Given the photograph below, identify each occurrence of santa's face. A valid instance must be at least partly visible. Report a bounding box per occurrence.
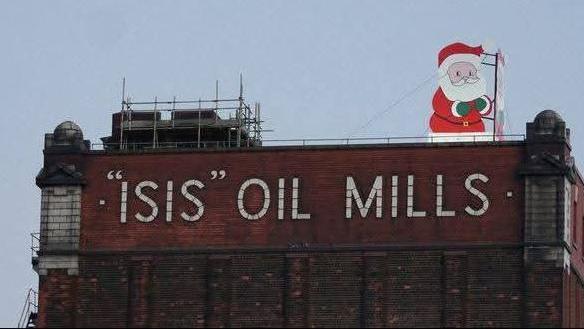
[439,60,486,102]
[447,62,479,85]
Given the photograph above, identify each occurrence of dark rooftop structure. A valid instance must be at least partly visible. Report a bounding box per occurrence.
[100,84,263,151]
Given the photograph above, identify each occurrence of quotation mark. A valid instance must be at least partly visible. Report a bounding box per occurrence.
[210,170,226,180]
[107,170,123,180]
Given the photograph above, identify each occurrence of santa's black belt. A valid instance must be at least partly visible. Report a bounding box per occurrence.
[433,113,483,126]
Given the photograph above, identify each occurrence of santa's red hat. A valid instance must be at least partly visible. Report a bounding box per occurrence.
[438,42,483,69]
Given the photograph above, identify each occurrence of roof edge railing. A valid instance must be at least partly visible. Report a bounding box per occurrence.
[91,134,526,151]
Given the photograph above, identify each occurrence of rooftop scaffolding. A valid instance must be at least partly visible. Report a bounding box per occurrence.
[101,79,263,151]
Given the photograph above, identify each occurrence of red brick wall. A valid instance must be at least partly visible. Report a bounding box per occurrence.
[563,270,584,328]
[565,170,584,327]
[568,172,584,272]
[525,263,563,327]
[37,270,77,328]
[41,143,563,328]
[80,144,525,251]
[38,248,525,328]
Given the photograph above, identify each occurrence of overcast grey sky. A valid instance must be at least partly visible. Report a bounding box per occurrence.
[2,0,584,325]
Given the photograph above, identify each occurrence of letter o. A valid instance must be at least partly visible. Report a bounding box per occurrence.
[237,178,270,220]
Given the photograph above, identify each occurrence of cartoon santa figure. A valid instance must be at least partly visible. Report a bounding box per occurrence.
[429,43,492,135]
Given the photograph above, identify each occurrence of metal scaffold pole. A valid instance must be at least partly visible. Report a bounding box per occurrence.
[120,78,126,150]
[197,98,201,148]
[153,96,158,149]
[493,52,499,142]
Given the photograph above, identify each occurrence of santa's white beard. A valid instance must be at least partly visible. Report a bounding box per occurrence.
[439,73,487,102]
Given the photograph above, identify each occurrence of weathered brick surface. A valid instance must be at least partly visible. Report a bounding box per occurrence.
[465,249,523,327]
[526,262,563,327]
[362,253,386,328]
[35,142,584,327]
[284,254,309,328]
[385,251,443,327]
[79,144,525,251]
[149,256,207,327]
[37,270,77,328]
[230,255,285,327]
[206,256,231,328]
[566,271,584,328]
[36,249,531,328]
[76,257,129,327]
[307,253,363,327]
[443,251,467,328]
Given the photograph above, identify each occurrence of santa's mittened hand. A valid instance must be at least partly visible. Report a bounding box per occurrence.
[475,97,488,110]
[456,102,470,116]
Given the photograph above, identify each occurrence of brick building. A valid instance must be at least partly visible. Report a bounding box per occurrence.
[31,103,584,327]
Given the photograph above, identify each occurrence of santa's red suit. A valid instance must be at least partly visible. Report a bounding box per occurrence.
[430,88,492,133]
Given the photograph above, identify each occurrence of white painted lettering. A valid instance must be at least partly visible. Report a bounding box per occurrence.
[278,178,285,220]
[238,178,270,220]
[407,175,426,217]
[181,179,205,221]
[120,181,128,223]
[436,175,456,217]
[166,181,173,222]
[292,177,311,219]
[464,173,489,216]
[345,176,383,219]
[391,176,398,218]
[135,181,159,222]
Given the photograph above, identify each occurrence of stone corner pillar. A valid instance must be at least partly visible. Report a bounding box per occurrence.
[520,110,575,327]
